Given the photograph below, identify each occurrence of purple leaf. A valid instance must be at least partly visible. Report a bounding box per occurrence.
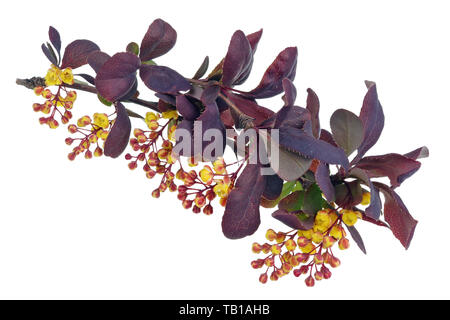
[193,56,209,80]
[335,180,363,209]
[88,51,110,74]
[315,161,335,202]
[222,164,266,239]
[354,82,385,162]
[374,182,418,249]
[76,73,95,85]
[222,30,253,86]
[306,88,321,138]
[140,65,191,94]
[247,29,263,53]
[41,43,58,66]
[273,106,310,130]
[330,109,364,156]
[174,119,195,157]
[95,52,141,102]
[176,95,199,121]
[248,47,298,99]
[272,209,314,230]
[345,225,367,254]
[263,174,283,201]
[355,153,421,188]
[348,167,382,220]
[404,146,429,160]
[48,26,61,55]
[223,91,274,126]
[61,39,100,69]
[281,78,297,106]
[104,102,131,158]
[155,93,176,106]
[319,129,338,147]
[278,126,350,170]
[140,18,177,61]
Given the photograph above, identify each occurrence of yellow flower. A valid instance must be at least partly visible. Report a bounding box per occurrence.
[93,113,109,129]
[300,242,316,254]
[162,110,178,120]
[342,210,359,226]
[213,180,230,198]
[45,67,62,86]
[361,192,371,206]
[213,158,226,174]
[329,226,343,240]
[145,112,159,128]
[314,210,332,232]
[199,166,214,184]
[60,68,74,84]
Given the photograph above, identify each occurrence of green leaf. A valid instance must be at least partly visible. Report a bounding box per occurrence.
[330,108,364,156]
[303,183,323,215]
[126,42,140,55]
[142,59,156,65]
[97,94,112,106]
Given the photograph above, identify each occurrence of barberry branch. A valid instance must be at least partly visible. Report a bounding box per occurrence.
[16,76,160,113]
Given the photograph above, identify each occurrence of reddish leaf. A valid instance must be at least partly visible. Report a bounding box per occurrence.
[192,56,209,80]
[319,129,338,147]
[281,78,297,106]
[61,39,100,69]
[278,126,350,170]
[248,47,298,99]
[356,153,421,188]
[263,174,284,201]
[354,82,385,162]
[95,52,141,102]
[41,43,58,66]
[374,182,418,249]
[272,209,314,230]
[224,91,274,126]
[104,102,131,158]
[315,161,335,202]
[140,65,191,94]
[176,95,199,121]
[222,30,253,86]
[87,51,111,74]
[278,191,304,212]
[306,88,320,138]
[140,19,177,61]
[222,164,266,239]
[273,106,310,130]
[404,146,429,160]
[335,181,363,209]
[48,26,61,55]
[247,29,263,53]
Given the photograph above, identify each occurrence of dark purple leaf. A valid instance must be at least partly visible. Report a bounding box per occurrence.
[404,146,429,160]
[282,78,297,106]
[48,26,61,55]
[247,29,263,53]
[224,92,274,126]
[319,129,338,147]
[353,82,385,162]
[278,126,350,170]
[222,164,266,239]
[374,182,418,249]
[315,161,335,202]
[193,56,209,80]
[272,209,314,230]
[140,18,177,61]
[248,47,298,99]
[41,43,58,66]
[356,153,421,188]
[306,88,320,138]
[87,51,111,74]
[345,225,367,254]
[330,109,364,156]
[155,93,176,106]
[273,106,310,130]
[175,95,199,121]
[95,52,141,102]
[174,119,195,157]
[104,102,131,158]
[262,174,284,201]
[61,39,100,69]
[222,30,253,86]
[348,167,382,220]
[76,73,95,85]
[140,65,191,94]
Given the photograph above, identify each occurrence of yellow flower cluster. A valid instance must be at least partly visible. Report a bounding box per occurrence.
[45,65,74,86]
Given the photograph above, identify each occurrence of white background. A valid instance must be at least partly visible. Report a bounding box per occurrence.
[1,0,449,299]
